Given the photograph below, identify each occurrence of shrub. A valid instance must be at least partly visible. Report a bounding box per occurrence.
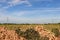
[15,28,24,36]
[24,29,40,40]
[52,28,60,37]
[15,28,49,40]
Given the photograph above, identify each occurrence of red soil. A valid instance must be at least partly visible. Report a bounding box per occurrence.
[0,27,26,40]
[0,26,60,40]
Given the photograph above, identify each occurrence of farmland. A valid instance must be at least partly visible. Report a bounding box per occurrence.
[0,23,60,31]
[0,23,60,40]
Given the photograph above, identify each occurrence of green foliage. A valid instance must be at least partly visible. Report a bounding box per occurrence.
[15,28,50,40]
[52,28,60,37]
[24,29,40,40]
[15,28,40,40]
[15,28,24,36]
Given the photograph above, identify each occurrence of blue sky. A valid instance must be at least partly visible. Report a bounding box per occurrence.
[0,0,60,24]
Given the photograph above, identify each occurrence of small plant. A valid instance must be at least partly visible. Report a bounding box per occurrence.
[52,28,60,37]
[24,28,40,40]
[15,28,24,36]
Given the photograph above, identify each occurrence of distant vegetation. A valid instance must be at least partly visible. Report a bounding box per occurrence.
[0,23,60,25]
[0,23,60,30]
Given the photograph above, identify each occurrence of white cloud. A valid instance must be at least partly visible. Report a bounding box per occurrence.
[0,7,60,23]
[0,0,60,23]
[0,0,32,9]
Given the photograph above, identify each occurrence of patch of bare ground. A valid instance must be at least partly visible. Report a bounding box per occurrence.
[34,26,60,40]
[0,26,60,40]
[0,27,26,40]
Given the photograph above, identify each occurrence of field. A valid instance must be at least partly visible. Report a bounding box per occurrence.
[0,24,60,40]
[0,24,60,31]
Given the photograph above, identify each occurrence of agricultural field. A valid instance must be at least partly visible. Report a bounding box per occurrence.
[0,24,60,31]
[0,24,60,40]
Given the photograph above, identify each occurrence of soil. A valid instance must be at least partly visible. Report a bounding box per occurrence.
[0,26,60,40]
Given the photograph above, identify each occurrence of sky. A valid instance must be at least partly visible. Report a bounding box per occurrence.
[0,0,60,24]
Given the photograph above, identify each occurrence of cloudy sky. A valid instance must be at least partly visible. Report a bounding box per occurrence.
[0,0,60,24]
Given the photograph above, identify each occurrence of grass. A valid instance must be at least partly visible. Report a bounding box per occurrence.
[0,24,60,31]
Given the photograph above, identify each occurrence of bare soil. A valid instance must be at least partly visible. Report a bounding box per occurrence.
[0,26,60,40]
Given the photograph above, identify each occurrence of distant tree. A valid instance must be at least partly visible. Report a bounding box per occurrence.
[52,28,60,37]
[58,23,60,24]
